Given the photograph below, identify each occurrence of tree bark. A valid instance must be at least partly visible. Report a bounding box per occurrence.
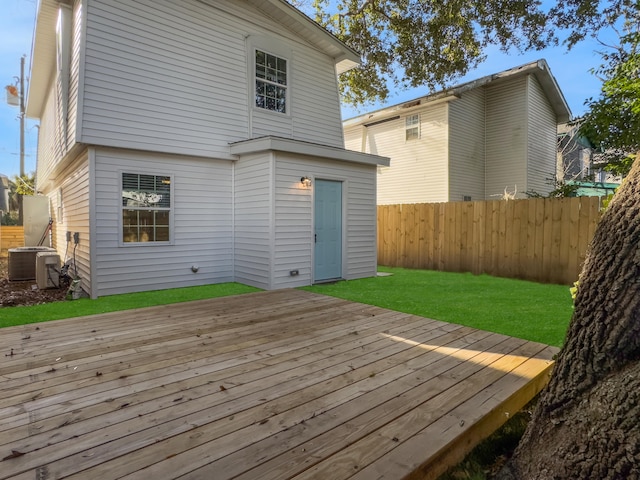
[496,158,640,480]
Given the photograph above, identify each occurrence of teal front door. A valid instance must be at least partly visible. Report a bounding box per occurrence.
[314,179,342,282]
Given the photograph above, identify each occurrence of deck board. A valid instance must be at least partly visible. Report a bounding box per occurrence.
[0,289,558,480]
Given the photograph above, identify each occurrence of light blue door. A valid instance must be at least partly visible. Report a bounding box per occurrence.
[314,179,342,282]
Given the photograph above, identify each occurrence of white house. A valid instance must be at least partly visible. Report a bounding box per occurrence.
[26,0,388,298]
[343,60,571,204]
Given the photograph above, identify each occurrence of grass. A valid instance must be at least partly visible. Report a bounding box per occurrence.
[1,267,573,347]
[302,266,573,347]
[0,283,260,329]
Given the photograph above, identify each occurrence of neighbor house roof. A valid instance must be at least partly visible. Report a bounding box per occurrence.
[26,0,360,117]
[344,59,571,127]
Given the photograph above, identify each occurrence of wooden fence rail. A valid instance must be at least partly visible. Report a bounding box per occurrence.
[0,226,24,258]
[377,197,602,285]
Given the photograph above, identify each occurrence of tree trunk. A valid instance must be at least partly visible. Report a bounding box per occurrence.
[496,158,640,480]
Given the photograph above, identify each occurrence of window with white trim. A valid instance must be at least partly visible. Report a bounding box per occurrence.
[121,173,171,243]
[405,114,420,140]
[255,49,287,113]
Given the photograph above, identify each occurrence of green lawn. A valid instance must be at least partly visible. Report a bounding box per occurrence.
[0,283,260,329]
[302,267,573,347]
[1,268,573,347]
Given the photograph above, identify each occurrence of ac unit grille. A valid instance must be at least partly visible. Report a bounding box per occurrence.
[8,247,56,281]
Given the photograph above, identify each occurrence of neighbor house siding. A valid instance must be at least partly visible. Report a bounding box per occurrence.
[79,0,346,158]
[485,76,528,198]
[369,103,450,205]
[526,75,557,195]
[93,148,234,297]
[448,89,486,201]
[234,153,273,289]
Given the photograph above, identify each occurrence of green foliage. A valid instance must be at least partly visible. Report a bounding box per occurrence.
[580,10,640,176]
[11,172,35,196]
[291,0,630,105]
[526,178,581,198]
[303,267,573,347]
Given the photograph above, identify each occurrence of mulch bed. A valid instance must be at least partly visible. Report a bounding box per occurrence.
[0,258,68,307]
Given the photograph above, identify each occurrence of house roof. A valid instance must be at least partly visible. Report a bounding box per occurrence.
[229,136,390,167]
[26,0,360,118]
[344,59,571,127]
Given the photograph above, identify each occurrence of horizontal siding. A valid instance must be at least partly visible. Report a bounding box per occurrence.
[67,0,82,148]
[364,104,450,205]
[275,154,378,286]
[234,154,273,289]
[36,85,63,187]
[448,89,486,201]
[82,0,249,157]
[485,76,528,199]
[81,0,346,157]
[93,148,234,297]
[290,51,344,148]
[527,75,557,195]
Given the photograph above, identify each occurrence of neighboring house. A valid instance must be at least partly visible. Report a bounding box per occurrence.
[557,122,622,185]
[344,60,571,204]
[557,122,594,181]
[0,174,9,214]
[27,0,388,298]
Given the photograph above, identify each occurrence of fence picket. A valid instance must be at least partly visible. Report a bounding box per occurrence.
[377,197,602,285]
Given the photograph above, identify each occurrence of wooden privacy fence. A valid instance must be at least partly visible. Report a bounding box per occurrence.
[377,197,602,285]
[0,226,24,258]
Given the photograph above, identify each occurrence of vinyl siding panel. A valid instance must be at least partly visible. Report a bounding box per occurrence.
[485,77,528,198]
[66,0,82,148]
[234,154,273,289]
[361,104,449,205]
[526,75,557,195]
[80,0,346,157]
[275,154,377,286]
[93,148,233,297]
[448,89,486,201]
[36,85,61,187]
[81,0,248,158]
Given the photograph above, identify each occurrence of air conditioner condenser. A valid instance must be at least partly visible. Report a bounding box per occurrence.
[36,252,60,289]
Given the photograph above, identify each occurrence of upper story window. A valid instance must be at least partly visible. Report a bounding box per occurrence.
[255,50,287,114]
[122,173,171,244]
[405,114,420,141]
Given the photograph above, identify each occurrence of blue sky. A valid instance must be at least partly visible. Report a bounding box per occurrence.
[0,0,611,179]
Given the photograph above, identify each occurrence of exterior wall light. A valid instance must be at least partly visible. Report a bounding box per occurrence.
[301,176,312,187]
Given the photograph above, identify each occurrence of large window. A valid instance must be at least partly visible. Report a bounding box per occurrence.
[405,114,420,141]
[255,49,287,114]
[122,173,171,243]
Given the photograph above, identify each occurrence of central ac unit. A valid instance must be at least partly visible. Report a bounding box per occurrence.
[36,252,60,289]
[8,247,56,281]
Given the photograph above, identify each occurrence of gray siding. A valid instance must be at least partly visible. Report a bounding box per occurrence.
[234,154,273,289]
[448,89,486,201]
[93,148,234,297]
[275,154,378,286]
[485,76,528,198]
[66,0,83,148]
[526,75,557,195]
[80,0,345,157]
[46,150,91,294]
[36,86,61,186]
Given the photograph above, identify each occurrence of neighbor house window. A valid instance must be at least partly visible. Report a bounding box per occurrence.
[122,173,171,243]
[405,114,420,140]
[255,49,287,113]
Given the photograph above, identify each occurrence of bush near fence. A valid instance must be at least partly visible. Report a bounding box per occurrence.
[377,197,602,285]
[0,226,25,258]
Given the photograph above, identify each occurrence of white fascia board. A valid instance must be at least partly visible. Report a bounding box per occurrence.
[229,136,389,167]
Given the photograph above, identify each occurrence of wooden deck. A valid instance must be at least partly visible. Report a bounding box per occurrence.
[0,289,558,480]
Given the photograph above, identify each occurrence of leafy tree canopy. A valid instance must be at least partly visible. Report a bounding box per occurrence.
[580,10,640,176]
[290,0,631,105]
